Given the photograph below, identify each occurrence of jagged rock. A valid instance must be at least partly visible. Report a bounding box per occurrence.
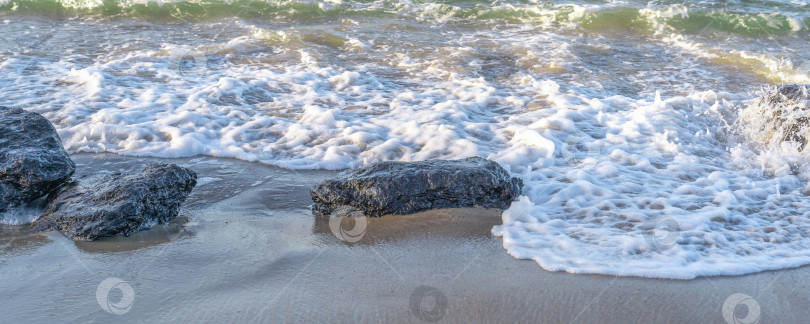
[33,164,197,241]
[0,107,75,212]
[310,157,523,217]
[757,84,810,149]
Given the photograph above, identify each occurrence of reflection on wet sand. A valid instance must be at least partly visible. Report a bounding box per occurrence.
[2,217,194,254]
[0,152,334,253]
[312,208,503,245]
[4,153,810,323]
[0,225,49,254]
[72,217,194,253]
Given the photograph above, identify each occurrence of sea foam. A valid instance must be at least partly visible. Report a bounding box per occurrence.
[3,5,810,278]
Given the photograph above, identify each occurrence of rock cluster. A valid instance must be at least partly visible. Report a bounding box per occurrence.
[0,107,197,240]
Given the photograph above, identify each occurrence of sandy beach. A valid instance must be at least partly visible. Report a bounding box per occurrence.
[0,153,805,323]
[6,0,810,322]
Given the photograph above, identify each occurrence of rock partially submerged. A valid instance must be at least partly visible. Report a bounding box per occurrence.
[33,164,197,241]
[752,84,810,150]
[0,107,75,212]
[310,157,523,217]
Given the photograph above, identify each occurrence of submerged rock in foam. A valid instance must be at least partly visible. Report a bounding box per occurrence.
[4,0,810,278]
[747,84,810,150]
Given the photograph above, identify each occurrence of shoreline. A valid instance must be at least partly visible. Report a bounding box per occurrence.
[1,153,808,323]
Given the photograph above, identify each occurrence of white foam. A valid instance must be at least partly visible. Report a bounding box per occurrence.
[0,206,43,225]
[3,12,810,279]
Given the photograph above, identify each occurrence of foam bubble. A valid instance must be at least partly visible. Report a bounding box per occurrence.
[3,5,810,278]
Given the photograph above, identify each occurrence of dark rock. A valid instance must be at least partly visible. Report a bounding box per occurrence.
[0,107,75,212]
[758,84,810,150]
[32,163,197,241]
[762,84,809,106]
[310,157,523,217]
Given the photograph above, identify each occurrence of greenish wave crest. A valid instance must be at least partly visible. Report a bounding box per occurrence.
[0,0,807,37]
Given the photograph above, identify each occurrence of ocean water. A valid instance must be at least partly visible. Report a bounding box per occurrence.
[2,0,810,279]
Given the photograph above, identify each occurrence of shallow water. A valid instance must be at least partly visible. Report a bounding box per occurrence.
[3,0,810,280]
[2,154,810,323]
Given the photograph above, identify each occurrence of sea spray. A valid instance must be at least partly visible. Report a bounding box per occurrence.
[3,0,810,278]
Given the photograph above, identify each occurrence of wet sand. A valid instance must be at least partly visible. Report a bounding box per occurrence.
[1,153,809,323]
